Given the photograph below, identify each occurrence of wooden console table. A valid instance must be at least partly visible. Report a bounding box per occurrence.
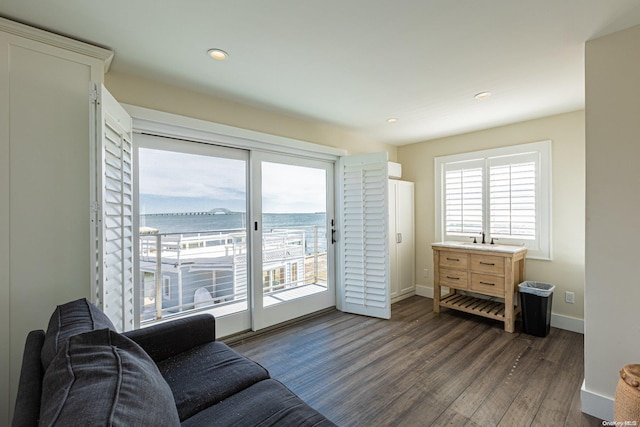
[432,242,527,333]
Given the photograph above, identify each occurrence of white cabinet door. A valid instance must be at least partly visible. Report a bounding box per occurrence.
[388,181,399,299]
[396,180,415,296]
[389,180,415,302]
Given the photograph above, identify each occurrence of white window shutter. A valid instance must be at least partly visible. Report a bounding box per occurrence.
[336,152,390,319]
[90,83,134,332]
[488,154,537,240]
[444,162,484,236]
[435,141,551,259]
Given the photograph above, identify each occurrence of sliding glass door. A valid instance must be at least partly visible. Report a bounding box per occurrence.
[251,152,335,330]
[136,134,251,336]
[135,137,336,335]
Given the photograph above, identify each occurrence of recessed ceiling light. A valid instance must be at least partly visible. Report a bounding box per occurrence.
[474,91,492,100]
[387,118,398,124]
[207,49,229,61]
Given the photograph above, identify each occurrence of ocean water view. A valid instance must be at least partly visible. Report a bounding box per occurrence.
[140,212,328,253]
[140,212,327,234]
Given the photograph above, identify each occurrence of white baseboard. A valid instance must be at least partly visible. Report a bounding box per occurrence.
[415,284,433,298]
[414,285,585,334]
[581,380,614,421]
[391,291,417,304]
[550,313,584,334]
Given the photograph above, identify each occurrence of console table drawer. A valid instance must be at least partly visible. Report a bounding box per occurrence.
[470,273,505,297]
[470,254,504,275]
[440,268,468,290]
[439,251,469,269]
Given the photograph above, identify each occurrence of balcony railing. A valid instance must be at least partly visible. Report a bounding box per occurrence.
[139,226,327,324]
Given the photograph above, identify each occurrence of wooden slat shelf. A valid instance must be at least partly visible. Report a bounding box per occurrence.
[439,293,522,322]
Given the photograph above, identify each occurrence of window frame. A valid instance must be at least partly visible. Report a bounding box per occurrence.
[127,104,343,332]
[435,141,552,260]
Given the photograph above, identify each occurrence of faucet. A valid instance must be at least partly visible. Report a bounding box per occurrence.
[481,231,485,244]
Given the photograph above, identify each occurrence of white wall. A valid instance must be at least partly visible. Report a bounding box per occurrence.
[398,111,586,329]
[583,24,640,421]
[0,28,10,427]
[104,71,398,160]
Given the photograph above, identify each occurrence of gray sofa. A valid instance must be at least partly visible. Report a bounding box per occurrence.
[12,298,335,426]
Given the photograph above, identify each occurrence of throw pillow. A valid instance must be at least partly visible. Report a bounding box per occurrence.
[40,298,116,370]
[39,328,180,427]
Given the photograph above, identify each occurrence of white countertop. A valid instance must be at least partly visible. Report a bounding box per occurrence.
[432,241,528,254]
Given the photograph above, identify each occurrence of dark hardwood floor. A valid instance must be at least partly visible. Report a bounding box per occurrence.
[227,296,602,427]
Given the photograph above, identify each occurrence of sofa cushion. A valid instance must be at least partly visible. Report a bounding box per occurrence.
[41,298,116,370]
[39,329,180,427]
[181,379,336,427]
[157,341,270,421]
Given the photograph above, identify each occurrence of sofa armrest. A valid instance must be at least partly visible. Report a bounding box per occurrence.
[123,314,216,363]
[12,330,45,427]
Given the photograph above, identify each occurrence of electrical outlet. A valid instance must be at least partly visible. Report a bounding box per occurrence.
[565,291,575,304]
[423,269,429,278]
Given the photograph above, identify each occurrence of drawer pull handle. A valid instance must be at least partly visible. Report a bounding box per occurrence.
[479,262,495,266]
[446,276,460,280]
[479,281,495,286]
[446,257,460,261]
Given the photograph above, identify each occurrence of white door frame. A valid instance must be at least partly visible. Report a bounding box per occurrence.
[250,150,336,331]
[133,133,252,337]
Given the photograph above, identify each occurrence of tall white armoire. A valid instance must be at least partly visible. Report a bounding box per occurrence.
[388,174,415,303]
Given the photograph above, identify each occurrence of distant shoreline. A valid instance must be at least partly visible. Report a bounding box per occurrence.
[142,210,240,216]
[141,211,324,216]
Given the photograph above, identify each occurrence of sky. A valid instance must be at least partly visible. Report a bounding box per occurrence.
[138,148,327,214]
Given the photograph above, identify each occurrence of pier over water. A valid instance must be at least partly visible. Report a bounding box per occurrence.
[146,208,236,216]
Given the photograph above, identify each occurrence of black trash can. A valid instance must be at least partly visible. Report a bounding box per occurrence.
[518,281,555,337]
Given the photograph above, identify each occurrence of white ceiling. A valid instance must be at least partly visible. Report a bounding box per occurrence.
[2,1,640,146]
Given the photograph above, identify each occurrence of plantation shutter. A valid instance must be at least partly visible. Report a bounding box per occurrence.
[337,152,390,319]
[435,141,550,258]
[443,160,484,237]
[488,153,538,240]
[90,83,135,332]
